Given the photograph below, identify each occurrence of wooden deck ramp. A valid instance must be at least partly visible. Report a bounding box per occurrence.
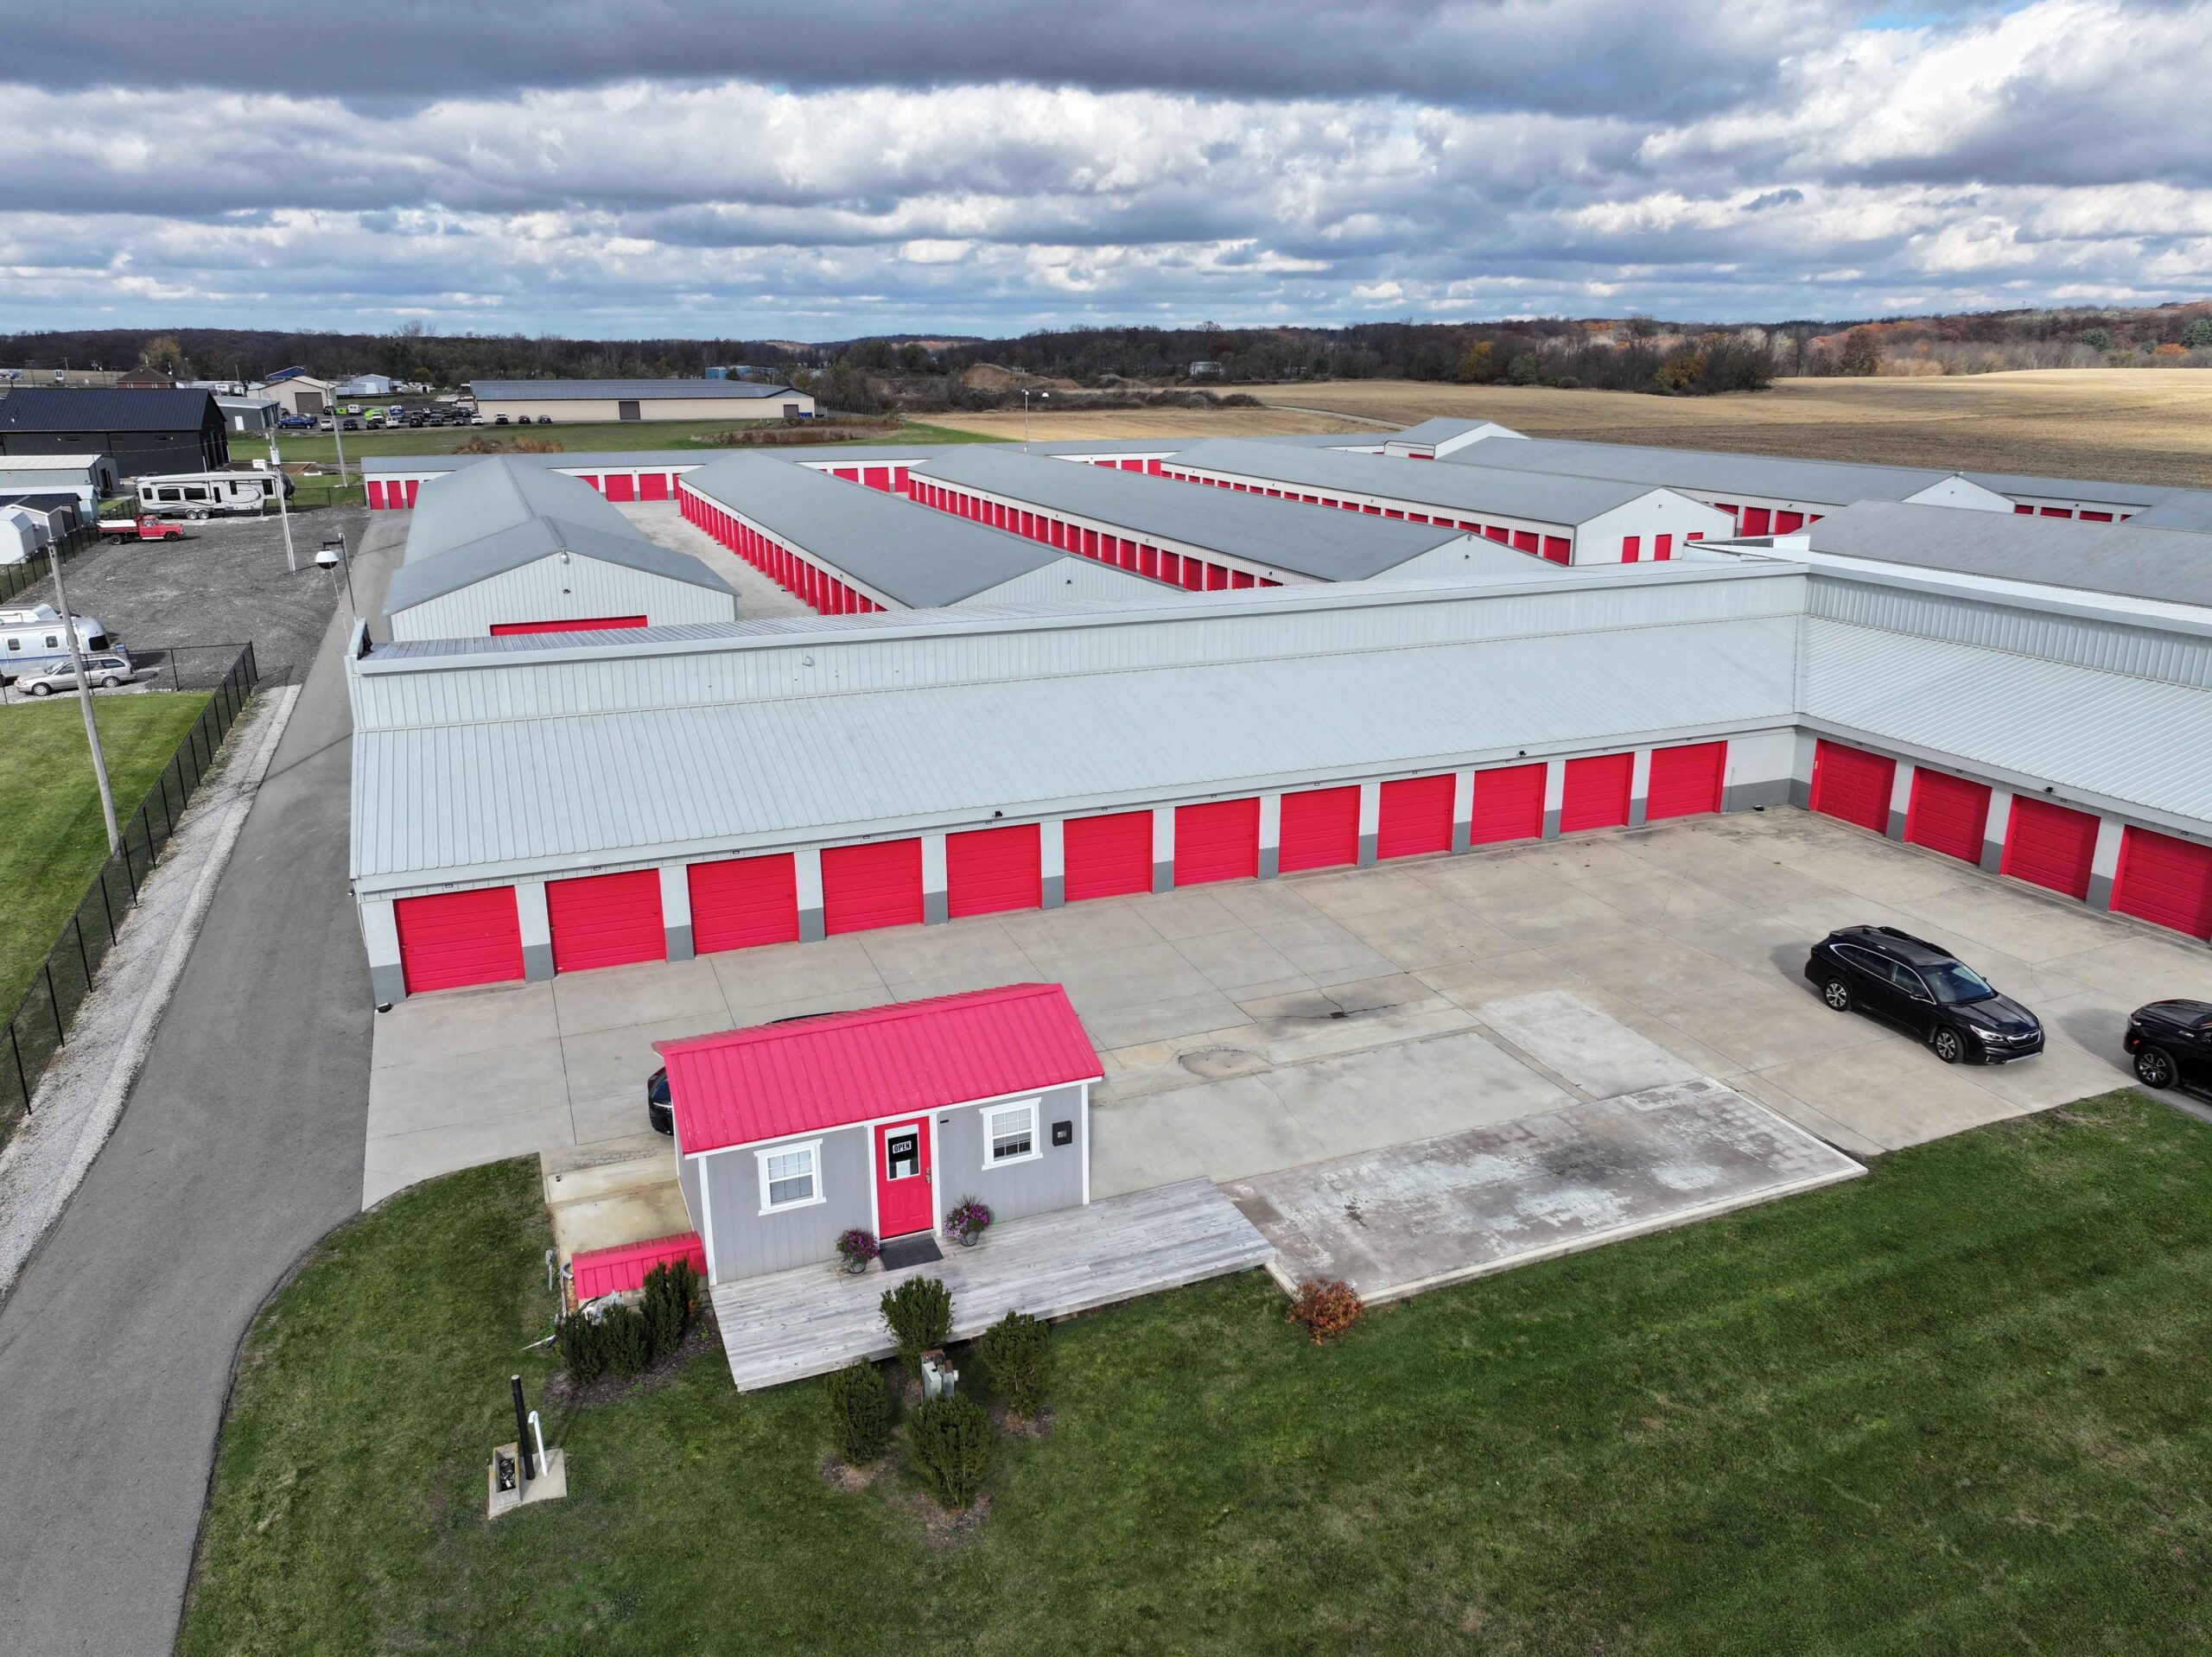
[710,1178,1274,1391]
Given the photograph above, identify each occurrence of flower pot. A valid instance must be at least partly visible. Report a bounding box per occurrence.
[841,1258,870,1275]
[953,1233,979,1248]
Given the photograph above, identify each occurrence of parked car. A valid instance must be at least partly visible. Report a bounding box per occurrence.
[1804,925,2044,1063]
[365,413,385,429]
[97,512,184,542]
[646,1067,672,1135]
[316,415,334,431]
[341,417,363,430]
[2124,1000,2212,1091]
[493,414,511,425]
[15,651,135,695]
[535,415,553,424]
[278,413,315,430]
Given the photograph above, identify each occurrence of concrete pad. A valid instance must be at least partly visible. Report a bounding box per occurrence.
[1249,914,1394,977]
[365,1036,569,1145]
[1131,888,1246,942]
[548,1168,691,1266]
[1335,901,1523,971]
[1208,881,1327,928]
[1891,877,2136,966]
[720,981,897,1030]
[1748,1040,2026,1152]
[1727,1070,1888,1159]
[370,980,557,1070]
[1477,990,1702,1100]
[1766,834,1964,904]
[858,918,1038,987]
[1046,940,1218,1013]
[1228,1077,1863,1303]
[1077,988,1253,1051]
[1242,995,1478,1068]
[998,901,1162,957]
[559,1013,722,1119]
[1467,881,1641,951]
[2032,932,2212,1008]
[1555,867,1700,924]
[541,1132,676,1204]
[551,955,728,1039]
[1417,950,1604,1010]
[1637,981,1879,1073]
[1286,865,1446,919]
[708,935,887,1006]
[1171,928,1308,994]
[1510,837,1656,886]
[363,1101,575,1208]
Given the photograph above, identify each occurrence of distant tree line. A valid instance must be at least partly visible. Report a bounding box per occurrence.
[1780,302,2212,377]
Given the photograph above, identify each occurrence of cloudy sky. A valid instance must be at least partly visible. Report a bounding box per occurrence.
[4,0,2209,339]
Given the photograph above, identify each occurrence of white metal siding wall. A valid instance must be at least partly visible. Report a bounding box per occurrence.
[963,558,1165,607]
[1580,497,1735,563]
[352,570,1811,733]
[478,393,815,422]
[1903,478,2013,512]
[387,556,739,640]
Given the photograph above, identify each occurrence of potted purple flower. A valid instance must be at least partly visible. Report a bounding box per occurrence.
[945,1197,993,1248]
[836,1228,880,1274]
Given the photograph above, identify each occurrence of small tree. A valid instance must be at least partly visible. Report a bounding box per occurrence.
[554,1312,609,1384]
[908,1397,994,1508]
[600,1304,654,1375]
[1836,327,1885,377]
[1504,352,1543,386]
[2183,317,2212,351]
[640,1258,698,1356]
[824,1362,894,1464]
[2079,327,2115,353]
[977,1311,1051,1417]
[879,1276,953,1375]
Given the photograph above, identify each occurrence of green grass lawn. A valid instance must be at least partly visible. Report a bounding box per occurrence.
[179,1090,2212,1657]
[266,416,1006,466]
[0,693,213,1015]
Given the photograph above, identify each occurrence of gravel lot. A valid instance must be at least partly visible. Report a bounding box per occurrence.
[7,505,368,690]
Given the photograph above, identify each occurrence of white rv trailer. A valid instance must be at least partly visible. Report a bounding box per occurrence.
[136,469,296,519]
[0,603,116,680]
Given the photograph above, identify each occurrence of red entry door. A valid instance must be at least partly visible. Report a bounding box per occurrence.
[875,1120,933,1238]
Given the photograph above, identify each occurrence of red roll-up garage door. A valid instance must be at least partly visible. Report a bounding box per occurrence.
[1469,763,1545,845]
[1174,798,1261,886]
[1560,753,1633,833]
[1063,811,1153,902]
[688,854,799,954]
[490,616,648,636]
[546,869,665,973]
[2112,827,2212,938]
[1277,785,1359,873]
[1376,774,1454,860]
[603,473,636,503]
[1809,740,1895,834]
[821,840,925,935]
[395,887,524,994]
[946,824,1042,918]
[1644,741,1726,822]
[2000,797,2099,900]
[1904,770,1992,863]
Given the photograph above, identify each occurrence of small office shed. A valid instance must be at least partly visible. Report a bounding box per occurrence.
[1160,438,1730,565]
[914,445,1535,589]
[681,451,1166,613]
[658,983,1103,1283]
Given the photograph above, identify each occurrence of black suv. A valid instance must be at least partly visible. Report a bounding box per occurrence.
[1805,925,2044,1063]
[646,1067,673,1135]
[2124,1000,2212,1091]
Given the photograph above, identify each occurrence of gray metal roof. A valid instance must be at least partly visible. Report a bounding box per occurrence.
[352,613,1797,884]
[364,449,706,475]
[403,455,639,564]
[1802,618,2212,824]
[0,387,218,434]
[683,451,1118,606]
[921,448,1492,580]
[2121,493,2212,533]
[1801,500,2212,609]
[1441,435,1980,507]
[383,513,735,615]
[469,379,797,401]
[1164,438,1660,525]
[1961,469,2179,508]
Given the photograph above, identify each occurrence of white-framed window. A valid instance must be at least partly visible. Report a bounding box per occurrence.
[756,1139,824,1214]
[981,1101,1041,1169]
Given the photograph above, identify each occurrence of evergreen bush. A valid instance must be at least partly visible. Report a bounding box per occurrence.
[879,1276,953,1375]
[977,1310,1050,1417]
[908,1396,993,1508]
[824,1362,894,1464]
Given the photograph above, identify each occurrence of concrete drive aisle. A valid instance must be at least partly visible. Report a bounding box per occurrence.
[0,513,404,1657]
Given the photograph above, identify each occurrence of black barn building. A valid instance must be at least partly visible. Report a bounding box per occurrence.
[0,388,229,478]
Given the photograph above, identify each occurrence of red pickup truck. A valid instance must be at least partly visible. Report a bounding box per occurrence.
[98,513,185,542]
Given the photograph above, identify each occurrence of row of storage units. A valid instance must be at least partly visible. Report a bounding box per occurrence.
[679,484,886,615]
[385,740,1732,994]
[1171,464,1579,564]
[1709,504,1820,536]
[2010,503,2124,521]
[1806,738,2212,941]
[911,474,1281,593]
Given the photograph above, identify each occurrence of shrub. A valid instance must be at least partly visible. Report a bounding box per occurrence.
[601,1304,654,1375]
[640,1258,697,1355]
[977,1310,1051,1417]
[908,1396,993,1508]
[1287,1277,1365,1344]
[824,1362,894,1464]
[880,1276,953,1375]
[554,1311,608,1384]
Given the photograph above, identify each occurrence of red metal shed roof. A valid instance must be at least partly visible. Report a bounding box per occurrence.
[655,983,1101,1154]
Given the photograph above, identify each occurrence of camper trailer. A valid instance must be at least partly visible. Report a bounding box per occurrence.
[0,604,116,680]
[137,469,295,519]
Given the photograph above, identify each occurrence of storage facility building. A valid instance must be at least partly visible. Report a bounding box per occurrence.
[912,445,1537,589]
[0,387,228,477]
[678,452,1164,614]
[1158,438,1732,564]
[0,454,118,512]
[1382,418,1526,460]
[385,457,738,640]
[469,379,816,425]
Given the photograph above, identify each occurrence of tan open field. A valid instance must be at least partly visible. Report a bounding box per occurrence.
[922,405,1372,441]
[1249,371,2212,488]
[924,371,2212,486]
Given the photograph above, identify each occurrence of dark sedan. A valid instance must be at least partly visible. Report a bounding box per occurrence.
[1805,924,2044,1064]
[2124,999,2212,1091]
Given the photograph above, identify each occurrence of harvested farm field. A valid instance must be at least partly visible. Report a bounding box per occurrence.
[1248,369,2212,489]
[921,405,1378,441]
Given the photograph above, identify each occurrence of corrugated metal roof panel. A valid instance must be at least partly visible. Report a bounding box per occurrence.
[1802,619,2212,823]
[1442,435,1974,506]
[470,379,795,400]
[1165,438,1659,525]
[383,514,734,613]
[404,456,641,564]
[658,984,1100,1152]
[922,447,1477,580]
[0,387,217,433]
[1802,500,2212,608]
[351,613,1797,885]
[2125,494,2212,533]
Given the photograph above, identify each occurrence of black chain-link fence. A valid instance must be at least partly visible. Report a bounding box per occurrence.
[0,523,97,607]
[0,643,259,1150]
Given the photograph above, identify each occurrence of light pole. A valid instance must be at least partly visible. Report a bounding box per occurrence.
[329,404,350,494]
[269,430,297,574]
[45,536,119,854]
[316,530,359,619]
[1022,388,1048,449]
